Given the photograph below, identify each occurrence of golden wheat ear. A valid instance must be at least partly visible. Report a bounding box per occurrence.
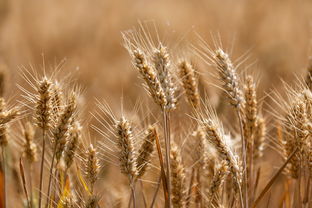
[196,102,243,205]
[136,125,156,178]
[170,142,186,208]
[84,144,100,192]
[22,122,37,163]
[63,121,81,170]
[178,60,200,109]
[152,44,177,111]
[54,91,77,163]
[207,160,228,208]
[131,49,167,110]
[213,49,244,109]
[243,75,258,144]
[35,77,53,131]
[115,116,138,179]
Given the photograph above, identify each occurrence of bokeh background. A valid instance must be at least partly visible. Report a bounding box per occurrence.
[0,0,311,102]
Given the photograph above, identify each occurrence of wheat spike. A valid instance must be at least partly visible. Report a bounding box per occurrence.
[63,121,81,169]
[51,81,64,123]
[195,128,216,200]
[283,98,308,178]
[153,44,177,110]
[207,161,228,208]
[201,112,242,191]
[213,49,244,108]
[116,116,138,179]
[0,100,19,146]
[178,60,200,109]
[137,125,156,178]
[35,77,53,131]
[243,75,258,145]
[132,49,167,109]
[23,122,37,163]
[54,92,77,162]
[253,117,266,160]
[84,144,100,189]
[170,142,186,208]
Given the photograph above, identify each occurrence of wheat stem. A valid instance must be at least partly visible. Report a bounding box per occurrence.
[45,144,57,208]
[150,174,162,208]
[253,147,299,208]
[140,180,148,208]
[29,163,33,208]
[163,110,172,208]
[2,147,6,208]
[131,179,136,208]
[237,110,248,208]
[38,129,46,208]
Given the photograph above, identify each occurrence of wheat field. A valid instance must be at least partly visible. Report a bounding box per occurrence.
[0,0,312,208]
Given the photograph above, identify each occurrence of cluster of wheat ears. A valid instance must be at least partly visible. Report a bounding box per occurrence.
[0,25,311,208]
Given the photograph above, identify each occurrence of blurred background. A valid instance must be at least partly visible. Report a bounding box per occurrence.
[0,0,311,104]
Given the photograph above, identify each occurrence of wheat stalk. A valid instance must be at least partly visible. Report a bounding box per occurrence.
[35,77,53,208]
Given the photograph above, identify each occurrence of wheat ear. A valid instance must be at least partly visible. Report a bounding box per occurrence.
[170,142,186,208]
[46,91,77,207]
[178,60,200,109]
[153,44,176,110]
[115,116,138,208]
[137,125,156,178]
[36,77,53,208]
[132,49,167,109]
[64,121,81,169]
[84,144,100,193]
[207,161,228,208]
